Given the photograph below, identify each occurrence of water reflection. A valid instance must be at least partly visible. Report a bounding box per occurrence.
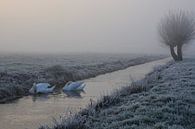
[63,90,85,98]
[32,94,51,102]
[31,90,85,102]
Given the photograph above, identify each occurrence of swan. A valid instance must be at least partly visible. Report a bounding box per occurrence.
[63,81,86,91]
[29,83,55,94]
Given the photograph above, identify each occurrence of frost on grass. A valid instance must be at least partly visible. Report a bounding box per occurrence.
[40,58,195,129]
[0,72,38,102]
[0,55,163,102]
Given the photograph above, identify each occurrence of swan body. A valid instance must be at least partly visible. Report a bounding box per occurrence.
[63,81,86,91]
[29,83,55,94]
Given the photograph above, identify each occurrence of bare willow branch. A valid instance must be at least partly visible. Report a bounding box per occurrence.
[158,10,195,47]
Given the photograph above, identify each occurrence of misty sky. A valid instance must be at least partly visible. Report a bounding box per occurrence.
[0,0,195,54]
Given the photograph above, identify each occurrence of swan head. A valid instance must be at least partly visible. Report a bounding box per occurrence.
[30,83,37,94]
[33,83,36,87]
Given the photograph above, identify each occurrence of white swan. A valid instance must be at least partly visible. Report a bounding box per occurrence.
[29,83,55,94]
[63,81,86,91]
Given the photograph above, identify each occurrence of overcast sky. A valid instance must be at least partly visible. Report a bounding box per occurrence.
[0,0,195,54]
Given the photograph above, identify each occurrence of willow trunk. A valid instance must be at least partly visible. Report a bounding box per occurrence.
[177,45,183,61]
[170,46,178,61]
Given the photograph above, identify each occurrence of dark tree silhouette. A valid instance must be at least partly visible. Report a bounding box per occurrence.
[158,11,195,61]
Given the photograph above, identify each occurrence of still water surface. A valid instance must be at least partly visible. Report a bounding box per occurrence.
[0,58,170,129]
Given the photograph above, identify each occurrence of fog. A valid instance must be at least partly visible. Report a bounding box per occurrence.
[0,0,195,54]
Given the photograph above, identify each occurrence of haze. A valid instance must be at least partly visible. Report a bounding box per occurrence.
[0,0,195,54]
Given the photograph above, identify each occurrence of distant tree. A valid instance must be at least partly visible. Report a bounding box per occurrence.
[158,11,195,61]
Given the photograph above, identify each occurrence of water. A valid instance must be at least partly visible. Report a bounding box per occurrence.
[0,58,170,129]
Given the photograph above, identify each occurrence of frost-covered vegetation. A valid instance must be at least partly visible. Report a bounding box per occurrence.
[0,54,165,103]
[40,58,195,129]
[0,72,37,102]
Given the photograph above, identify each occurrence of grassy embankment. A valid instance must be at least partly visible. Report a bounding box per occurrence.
[40,58,195,129]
